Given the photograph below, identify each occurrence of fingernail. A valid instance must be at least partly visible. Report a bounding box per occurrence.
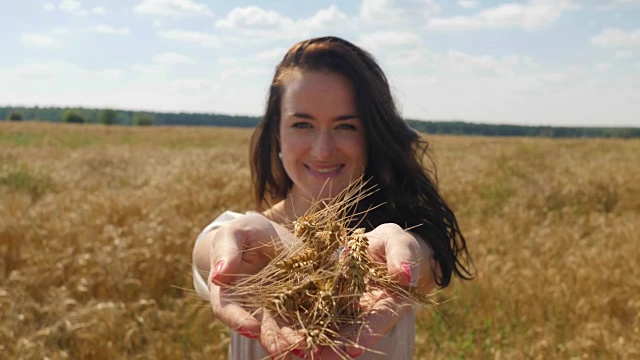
[292,349,306,358]
[348,349,363,358]
[236,327,257,339]
[401,262,412,282]
[210,261,223,283]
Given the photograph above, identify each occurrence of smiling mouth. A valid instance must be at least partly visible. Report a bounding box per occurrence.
[306,165,343,174]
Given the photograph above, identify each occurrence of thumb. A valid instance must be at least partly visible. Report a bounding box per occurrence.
[209,230,245,286]
[383,230,420,288]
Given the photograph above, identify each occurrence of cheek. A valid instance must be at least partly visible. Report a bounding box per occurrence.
[280,134,305,154]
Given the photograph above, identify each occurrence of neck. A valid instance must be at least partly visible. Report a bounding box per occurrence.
[264,191,325,225]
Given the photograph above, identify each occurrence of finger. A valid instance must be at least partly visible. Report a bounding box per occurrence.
[313,339,359,360]
[313,291,407,359]
[209,227,245,285]
[209,285,261,337]
[259,309,305,358]
[344,292,413,357]
[383,229,421,287]
[211,215,282,285]
[313,346,349,360]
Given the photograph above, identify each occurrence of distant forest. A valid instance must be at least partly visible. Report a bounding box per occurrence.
[1,106,638,138]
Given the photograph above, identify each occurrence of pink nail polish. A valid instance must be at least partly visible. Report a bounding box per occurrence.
[292,349,306,358]
[348,349,363,358]
[210,261,223,283]
[401,262,412,282]
[236,327,257,339]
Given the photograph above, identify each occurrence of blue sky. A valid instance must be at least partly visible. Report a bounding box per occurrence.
[2,0,639,126]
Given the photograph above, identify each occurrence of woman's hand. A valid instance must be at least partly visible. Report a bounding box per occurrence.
[367,223,436,292]
[315,223,437,359]
[196,213,290,339]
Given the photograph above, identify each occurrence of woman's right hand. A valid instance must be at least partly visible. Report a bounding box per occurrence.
[205,213,284,338]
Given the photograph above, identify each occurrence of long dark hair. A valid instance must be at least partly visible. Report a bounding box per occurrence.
[250,36,474,287]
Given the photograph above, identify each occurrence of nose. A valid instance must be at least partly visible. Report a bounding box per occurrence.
[310,129,335,160]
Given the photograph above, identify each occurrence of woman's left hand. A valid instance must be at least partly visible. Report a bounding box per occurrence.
[315,223,437,359]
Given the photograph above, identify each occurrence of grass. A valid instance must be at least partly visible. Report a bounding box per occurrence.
[0,164,52,202]
[0,122,638,359]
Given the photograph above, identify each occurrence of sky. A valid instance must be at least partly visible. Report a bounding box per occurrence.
[1,0,639,127]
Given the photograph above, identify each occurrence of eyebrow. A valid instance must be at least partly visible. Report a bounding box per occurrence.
[290,112,360,121]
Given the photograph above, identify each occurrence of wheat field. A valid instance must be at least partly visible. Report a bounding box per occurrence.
[1,122,638,359]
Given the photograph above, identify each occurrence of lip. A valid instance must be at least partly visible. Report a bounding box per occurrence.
[305,164,344,177]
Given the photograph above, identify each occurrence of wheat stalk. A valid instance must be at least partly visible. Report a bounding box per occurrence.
[226,179,434,358]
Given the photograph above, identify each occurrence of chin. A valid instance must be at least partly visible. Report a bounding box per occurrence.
[312,182,349,201]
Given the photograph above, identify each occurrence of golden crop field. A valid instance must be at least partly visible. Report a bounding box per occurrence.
[1,122,638,359]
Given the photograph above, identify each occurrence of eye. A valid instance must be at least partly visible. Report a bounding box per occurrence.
[336,123,357,131]
[292,122,312,129]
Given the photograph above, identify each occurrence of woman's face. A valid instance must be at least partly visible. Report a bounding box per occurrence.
[279,70,367,201]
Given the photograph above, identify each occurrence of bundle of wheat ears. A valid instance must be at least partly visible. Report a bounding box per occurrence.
[226,180,435,359]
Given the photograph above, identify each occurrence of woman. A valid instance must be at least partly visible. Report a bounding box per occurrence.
[193,36,474,359]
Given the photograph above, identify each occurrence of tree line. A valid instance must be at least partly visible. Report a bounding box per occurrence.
[1,106,638,138]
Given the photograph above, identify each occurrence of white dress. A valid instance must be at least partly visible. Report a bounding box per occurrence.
[193,211,416,359]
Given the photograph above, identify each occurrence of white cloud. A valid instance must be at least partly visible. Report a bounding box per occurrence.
[217,57,239,66]
[457,0,479,9]
[133,0,213,17]
[1,62,125,81]
[20,33,58,48]
[152,52,196,65]
[391,55,637,125]
[96,69,125,78]
[397,70,640,126]
[359,31,423,50]
[596,0,640,10]
[614,50,632,59]
[595,63,612,71]
[158,29,221,47]
[43,3,56,11]
[540,72,569,86]
[8,63,59,78]
[358,32,426,67]
[445,50,513,76]
[255,47,288,62]
[215,6,294,30]
[360,0,441,25]
[28,26,130,38]
[591,28,640,47]
[218,66,269,81]
[170,79,211,92]
[52,27,72,36]
[131,63,166,76]
[215,5,350,40]
[59,0,106,16]
[427,0,580,31]
[429,50,541,78]
[304,5,350,29]
[92,25,131,35]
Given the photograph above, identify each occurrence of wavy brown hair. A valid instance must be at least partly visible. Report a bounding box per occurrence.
[250,36,474,287]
